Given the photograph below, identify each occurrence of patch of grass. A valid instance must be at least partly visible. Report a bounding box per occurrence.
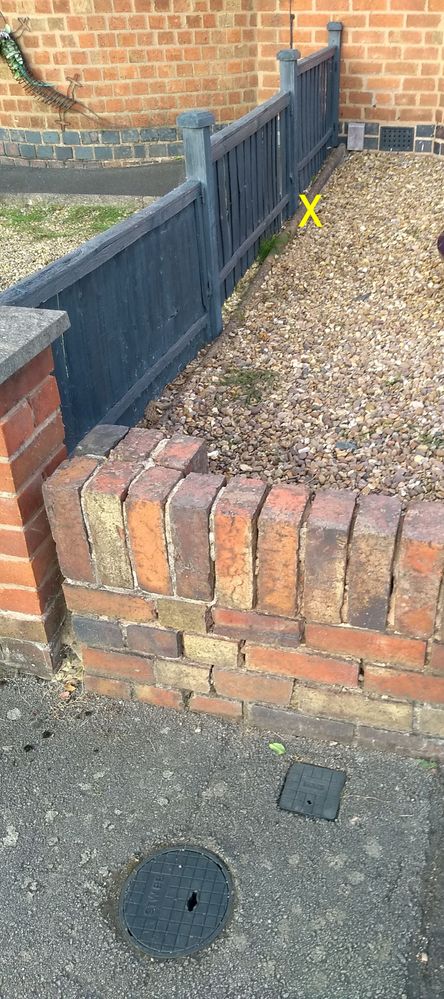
[221,366,276,404]
[257,230,291,264]
[0,202,136,242]
[417,759,437,770]
[417,432,444,450]
[64,204,134,234]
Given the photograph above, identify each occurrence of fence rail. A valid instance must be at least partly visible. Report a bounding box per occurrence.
[0,20,342,450]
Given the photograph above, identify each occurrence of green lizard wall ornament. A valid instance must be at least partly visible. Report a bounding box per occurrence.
[0,13,108,129]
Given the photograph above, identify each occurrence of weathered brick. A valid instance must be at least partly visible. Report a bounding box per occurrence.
[72,615,123,649]
[0,507,51,560]
[245,702,355,743]
[214,476,268,610]
[44,456,98,582]
[183,633,239,668]
[83,645,155,682]
[168,472,224,600]
[189,694,242,719]
[63,582,156,622]
[303,490,356,625]
[0,594,64,644]
[126,624,180,658]
[393,501,444,638]
[85,674,131,699]
[246,645,359,686]
[109,427,164,462]
[126,465,182,594]
[74,424,129,458]
[293,685,413,732]
[133,684,184,710]
[430,643,444,675]
[355,725,444,763]
[154,434,208,474]
[0,348,53,419]
[0,412,64,493]
[83,461,138,588]
[347,494,401,630]
[306,622,426,670]
[28,375,61,426]
[153,658,210,692]
[213,667,293,705]
[212,606,302,648]
[365,665,444,705]
[157,597,209,634]
[0,636,54,677]
[257,484,308,617]
[0,400,34,458]
[415,704,444,739]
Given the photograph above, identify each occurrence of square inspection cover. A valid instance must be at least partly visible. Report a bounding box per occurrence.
[278,763,346,821]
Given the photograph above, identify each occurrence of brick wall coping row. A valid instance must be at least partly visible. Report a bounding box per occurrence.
[0,307,69,387]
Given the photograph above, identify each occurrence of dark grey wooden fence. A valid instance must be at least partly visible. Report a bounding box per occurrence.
[0,20,342,450]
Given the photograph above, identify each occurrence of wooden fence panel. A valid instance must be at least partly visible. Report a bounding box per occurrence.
[0,182,210,451]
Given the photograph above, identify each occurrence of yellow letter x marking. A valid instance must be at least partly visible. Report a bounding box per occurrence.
[298,193,323,228]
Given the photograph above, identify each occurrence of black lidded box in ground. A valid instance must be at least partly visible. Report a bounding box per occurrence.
[278,763,346,821]
[119,846,233,959]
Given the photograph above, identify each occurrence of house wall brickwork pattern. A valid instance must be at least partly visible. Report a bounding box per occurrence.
[43,426,444,761]
[0,2,442,166]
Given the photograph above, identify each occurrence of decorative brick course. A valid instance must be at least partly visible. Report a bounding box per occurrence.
[42,428,444,760]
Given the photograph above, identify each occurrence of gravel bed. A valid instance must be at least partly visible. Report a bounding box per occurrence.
[0,200,143,292]
[143,152,444,502]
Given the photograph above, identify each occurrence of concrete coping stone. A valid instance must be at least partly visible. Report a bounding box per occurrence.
[0,306,69,386]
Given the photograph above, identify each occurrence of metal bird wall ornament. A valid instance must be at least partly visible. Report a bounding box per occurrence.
[0,13,108,128]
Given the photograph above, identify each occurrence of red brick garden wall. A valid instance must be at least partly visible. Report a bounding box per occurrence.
[0,346,67,675]
[43,427,444,760]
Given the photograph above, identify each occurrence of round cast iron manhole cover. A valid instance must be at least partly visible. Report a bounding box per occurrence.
[119,846,233,959]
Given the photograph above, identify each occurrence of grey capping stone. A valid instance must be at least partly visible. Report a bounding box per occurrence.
[74,424,129,458]
[0,306,69,387]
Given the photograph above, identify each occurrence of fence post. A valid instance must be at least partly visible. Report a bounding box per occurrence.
[277,49,300,216]
[327,21,343,147]
[177,110,222,341]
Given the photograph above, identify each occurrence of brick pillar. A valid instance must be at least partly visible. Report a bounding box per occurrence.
[0,307,69,677]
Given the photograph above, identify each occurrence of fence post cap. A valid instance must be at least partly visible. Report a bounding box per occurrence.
[327,21,343,31]
[177,110,215,129]
[277,49,300,61]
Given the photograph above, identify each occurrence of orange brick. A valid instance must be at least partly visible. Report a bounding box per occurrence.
[28,376,60,426]
[306,622,426,670]
[44,456,98,583]
[304,490,357,625]
[214,476,268,610]
[257,484,308,617]
[189,694,242,719]
[134,684,184,709]
[393,502,444,639]
[0,412,64,493]
[168,472,224,600]
[126,465,182,594]
[347,494,401,630]
[365,666,444,705]
[246,644,359,686]
[212,606,302,648]
[85,674,131,699]
[83,645,155,682]
[63,582,156,622]
[213,666,293,705]
[0,400,34,459]
[0,348,53,419]
[154,434,208,474]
